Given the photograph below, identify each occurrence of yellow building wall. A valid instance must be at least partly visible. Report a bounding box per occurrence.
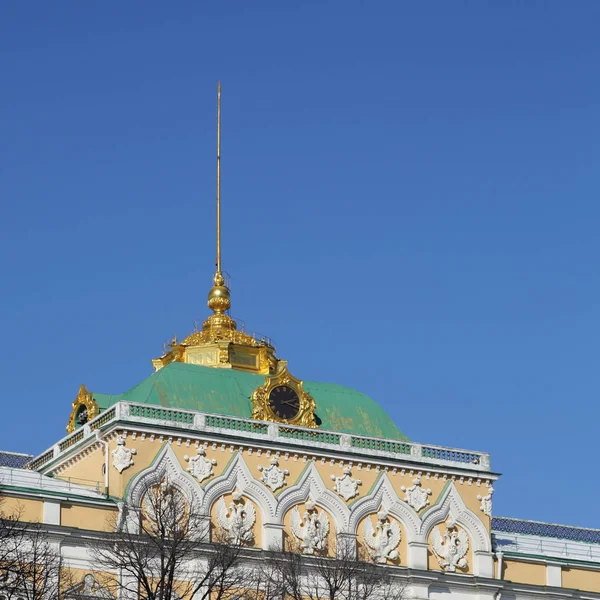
[0,496,43,522]
[60,504,117,531]
[55,444,106,492]
[502,559,546,586]
[562,567,600,592]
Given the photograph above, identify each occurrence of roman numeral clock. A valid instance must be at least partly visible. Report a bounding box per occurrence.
[251,363,317,428]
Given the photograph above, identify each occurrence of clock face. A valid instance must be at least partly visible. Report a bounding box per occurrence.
[268,385,301,421]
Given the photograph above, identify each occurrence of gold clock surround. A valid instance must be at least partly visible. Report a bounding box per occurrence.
[66,384,99,433]
[251,363,317,428]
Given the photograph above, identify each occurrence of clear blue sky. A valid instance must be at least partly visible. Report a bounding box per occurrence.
[1,2,599,528]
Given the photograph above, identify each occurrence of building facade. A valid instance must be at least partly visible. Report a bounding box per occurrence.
[1,91,599,599]
[1,279,599,598]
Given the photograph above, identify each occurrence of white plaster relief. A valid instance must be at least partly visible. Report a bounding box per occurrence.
[111,436,136,473]
[258,456,289,491]
[125,444,205,535]
[216,491,256,545]
[64,574,115,600]
[420,483,491,554]
[477,486,494,517]
[363,510,401,563]
[348,473,421,544]
[291,500,330,554]
[430,516,469,572]
[275,462,350,532]
[401,476,431,512]
[331,465,362,501]
[202,453,277,526]
[184,448,216,483]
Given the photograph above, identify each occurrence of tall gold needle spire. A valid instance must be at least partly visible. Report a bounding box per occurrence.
[152,82,278,374]
[216,81,222,278]
[207,82,230,316]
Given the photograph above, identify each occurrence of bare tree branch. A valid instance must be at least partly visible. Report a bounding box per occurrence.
[0,499,71,600]
[260,538,407,600]
[91,479,255,600]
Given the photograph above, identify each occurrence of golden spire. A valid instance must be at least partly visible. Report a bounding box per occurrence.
[151,82,278,374]
[207,82,231,319]
[215,80,222,280]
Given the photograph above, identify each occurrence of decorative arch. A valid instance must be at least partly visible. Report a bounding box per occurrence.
[276,461,350,532]
[123,444,204,531]
[348,473,421,543]
[202,452,277,524]
[419,482,491,553]
[126,444,204,514]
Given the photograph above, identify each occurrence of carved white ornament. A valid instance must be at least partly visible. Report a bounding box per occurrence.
[401,476,431,511]
[184,448,216,483]
[216,491,256,545]
[258,457,289,491]
[330,466,362,501]
[111,436,136,473]
[290,500,330,554]
[363,510,401,563]
[477,486,494,517]
[143,480,186,528]
[430,516,469,572]
[64,574,113,600]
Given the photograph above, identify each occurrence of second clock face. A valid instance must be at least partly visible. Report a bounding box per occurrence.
[268,385,301,420]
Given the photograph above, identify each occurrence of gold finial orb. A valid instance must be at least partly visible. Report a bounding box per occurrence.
[207,271,231,314]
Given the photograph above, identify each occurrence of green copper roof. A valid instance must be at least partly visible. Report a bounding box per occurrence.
[92,363,408,441]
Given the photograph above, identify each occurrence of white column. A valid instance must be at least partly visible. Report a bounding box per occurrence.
[43,500,61,525]
[263,522,285,550]
[407,541,429,570]
[547,563,562,587]
[406,582,429,600]
[473,550,495,578]
[337,533,358,559]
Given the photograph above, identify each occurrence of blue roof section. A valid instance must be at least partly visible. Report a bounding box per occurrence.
[0,451,33,469]
[492,516,600,544]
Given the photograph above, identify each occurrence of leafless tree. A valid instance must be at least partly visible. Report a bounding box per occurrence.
[258,539,407,600]
[91,480,256,600]
[0,499,69,600]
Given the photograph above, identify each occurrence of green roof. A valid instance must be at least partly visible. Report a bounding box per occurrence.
[93,363,408,441]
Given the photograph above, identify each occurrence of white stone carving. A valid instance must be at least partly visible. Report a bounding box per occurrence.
[64,574,113,599]
[216,491,256,545]
[477,486,494,517]
[184,448,216,483]
[401,476,431,511]
[111,436,136,473]
[142,480,186,529]
[330,466,362,501]
[290,500,330,554]
[363,510,401,563]
[430,516,469,572]
[258,457,289,491]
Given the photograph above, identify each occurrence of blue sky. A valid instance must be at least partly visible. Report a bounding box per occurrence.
[1,2,599,527]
